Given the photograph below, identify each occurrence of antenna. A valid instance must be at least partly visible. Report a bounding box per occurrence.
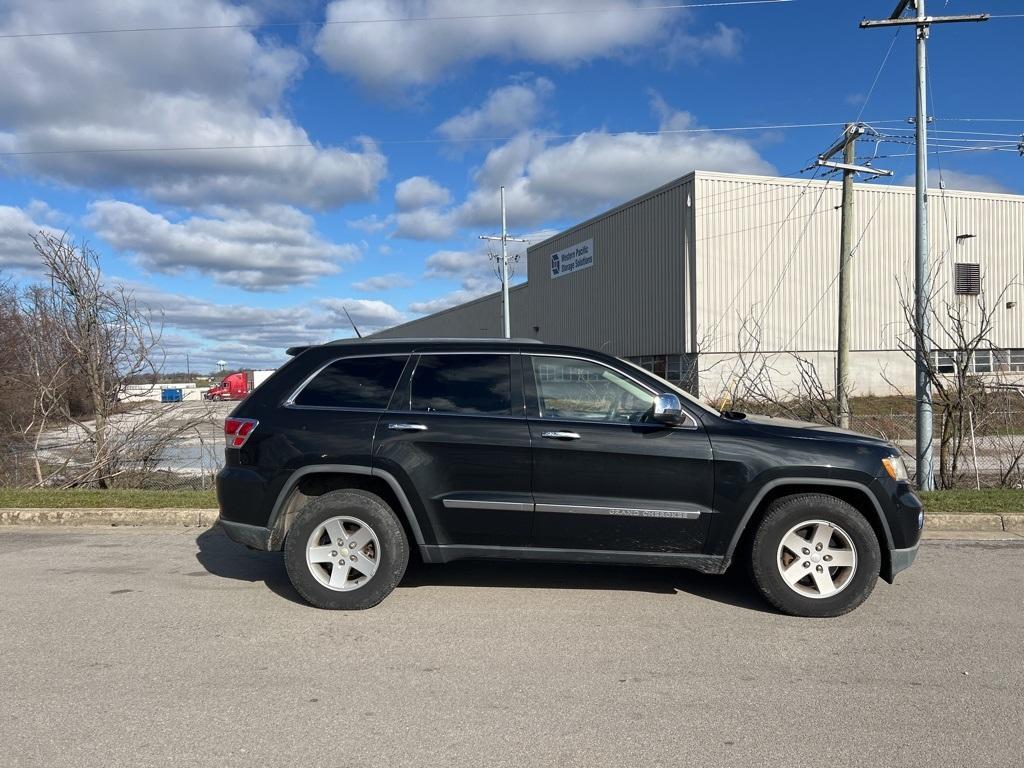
[343,305,362,338]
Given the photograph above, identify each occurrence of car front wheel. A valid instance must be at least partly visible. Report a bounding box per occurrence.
[749,493,881,617]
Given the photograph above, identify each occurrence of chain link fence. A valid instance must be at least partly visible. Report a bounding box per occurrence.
[850,396,1024,489]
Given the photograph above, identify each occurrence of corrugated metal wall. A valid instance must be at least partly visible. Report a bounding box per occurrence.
[695,172,1024,354]
[512,177,694,356]
[375,177,695,358]
[375,171,1023,365]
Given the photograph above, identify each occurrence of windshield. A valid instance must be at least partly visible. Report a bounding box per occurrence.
[616,357,721,417]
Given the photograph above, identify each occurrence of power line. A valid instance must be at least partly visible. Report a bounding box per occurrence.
[856,29,903,123]
[702,166,827,344]
[934,117,1024,122]
[0,119,909,158]
[0,0,794,40]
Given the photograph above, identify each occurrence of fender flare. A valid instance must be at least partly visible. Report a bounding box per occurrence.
[723,477,895,563]
[266,464,428,555]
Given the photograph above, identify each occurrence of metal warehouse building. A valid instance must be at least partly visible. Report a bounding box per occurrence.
[376,171,1024,397]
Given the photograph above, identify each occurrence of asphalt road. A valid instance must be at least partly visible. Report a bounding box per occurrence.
[1,528,1021,768]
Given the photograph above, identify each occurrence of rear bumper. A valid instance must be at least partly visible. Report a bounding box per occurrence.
[883,541,920,583]
[219,518,273,551]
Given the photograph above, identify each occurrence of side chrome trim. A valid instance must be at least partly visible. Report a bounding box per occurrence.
[442,499,533,512]
[541,431,581,440]
[535,503,701,520]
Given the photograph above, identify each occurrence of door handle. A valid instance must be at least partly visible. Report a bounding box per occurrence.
[388,423,428,432]
[541,431,581,440]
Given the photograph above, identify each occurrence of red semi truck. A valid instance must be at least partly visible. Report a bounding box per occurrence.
[204,370,275,401]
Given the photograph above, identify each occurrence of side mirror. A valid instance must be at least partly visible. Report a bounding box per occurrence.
[652,393,684,425]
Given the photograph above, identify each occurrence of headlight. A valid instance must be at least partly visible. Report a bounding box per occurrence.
[881,454,909,482]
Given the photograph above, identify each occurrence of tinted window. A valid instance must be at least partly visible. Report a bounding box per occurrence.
[410,354,511,415]
[294,355,406,409]
[531,357,653,424]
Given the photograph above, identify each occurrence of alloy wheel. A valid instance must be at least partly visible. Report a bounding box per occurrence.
[776,519,858,599]
[305,515,381,592]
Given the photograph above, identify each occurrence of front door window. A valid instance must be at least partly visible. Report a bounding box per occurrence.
[532,357,654,424]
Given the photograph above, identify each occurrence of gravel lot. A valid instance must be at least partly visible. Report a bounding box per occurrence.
[1,528,1021,768]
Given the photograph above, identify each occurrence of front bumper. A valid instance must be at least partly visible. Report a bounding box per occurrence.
[219,518,273,550]
[882,540,920,583]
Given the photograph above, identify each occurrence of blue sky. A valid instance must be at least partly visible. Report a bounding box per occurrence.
[0,0,1020,371]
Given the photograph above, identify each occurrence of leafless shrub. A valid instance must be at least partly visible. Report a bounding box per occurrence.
[3,232,218,488]
[707,313,839,425]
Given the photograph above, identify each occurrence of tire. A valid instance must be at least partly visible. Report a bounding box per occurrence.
[284,490,409,610]
[749,493,881,618]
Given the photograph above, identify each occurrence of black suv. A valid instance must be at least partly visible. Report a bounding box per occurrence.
[217,338,922,617]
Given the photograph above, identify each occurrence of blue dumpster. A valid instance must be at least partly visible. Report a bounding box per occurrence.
[161,388,183,403]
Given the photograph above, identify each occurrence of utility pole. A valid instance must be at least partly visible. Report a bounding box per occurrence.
[813,123,892,430]
[480,186,528,338]
[861,0,988,491]
[837,130,856,430]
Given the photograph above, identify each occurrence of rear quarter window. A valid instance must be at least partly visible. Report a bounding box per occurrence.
[293,355,407,409]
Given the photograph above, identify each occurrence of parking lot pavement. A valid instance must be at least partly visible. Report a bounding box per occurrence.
[1,528,1021,768]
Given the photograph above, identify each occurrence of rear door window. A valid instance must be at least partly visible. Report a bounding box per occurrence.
[410,354,512,415]
[293,355,407,409]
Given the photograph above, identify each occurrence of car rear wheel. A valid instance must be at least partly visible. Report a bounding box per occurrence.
[749,493,881,617]
[284,489,409,610]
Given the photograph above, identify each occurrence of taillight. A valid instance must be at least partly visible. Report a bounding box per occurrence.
[225,417,259,448]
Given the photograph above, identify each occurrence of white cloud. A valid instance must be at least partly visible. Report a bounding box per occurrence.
[391,176,457,240]
[0,205,60,270]
[316,0,693,87]
[0,0,386,210]
[424,249,486,280]
[666,22,742,64]
[455,99,775,229]
[320,298,407,332]
[395,176,452,211]
[438,78,554,141]
[87,201,361,291]
[349,214,394,234]
[394,209,457,241]
[409,276,496,315]
[352,273,413,292]
[126,285,405,370]
[899,170,1013,195]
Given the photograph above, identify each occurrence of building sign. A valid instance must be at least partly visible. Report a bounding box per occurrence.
[550,239,594,280]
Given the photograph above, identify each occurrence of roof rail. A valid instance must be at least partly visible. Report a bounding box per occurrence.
[324,337,544,346]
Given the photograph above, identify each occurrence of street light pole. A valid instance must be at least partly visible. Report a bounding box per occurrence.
[912,0,935,490]
[860,0,988,490]
[480,186,528,339]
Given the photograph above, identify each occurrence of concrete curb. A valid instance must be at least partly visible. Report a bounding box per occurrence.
[0,508,1022,535]
[924,513,1004,532]
[0,508,219,528]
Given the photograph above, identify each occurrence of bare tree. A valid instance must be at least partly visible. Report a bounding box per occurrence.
[705,311,840,425]
[20,233,164,486]
[895,271,1018,488]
